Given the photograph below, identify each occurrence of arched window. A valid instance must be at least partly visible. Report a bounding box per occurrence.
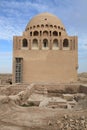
[22,38,28,47]
[54,25,57,29]
[33,31,39,36]
[37,25,40,28]
[32,39,38,49]
[43,31,48,36]
[58,26,60,29]
[63,39,69,50]
[63,39,69,47]
[50,25,53,28]
[33,25,35,29]
[53,39,58,50]
[41,24,44,28]
[43,39,48,49]
[53,31,58,36]
[45,24,48,27]
[30,32,32,36]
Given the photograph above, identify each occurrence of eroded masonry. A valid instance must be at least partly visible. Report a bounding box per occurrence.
[13,12,78,84]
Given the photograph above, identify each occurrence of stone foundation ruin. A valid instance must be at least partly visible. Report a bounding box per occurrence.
[0,83,87,110]
[0,73,87,130]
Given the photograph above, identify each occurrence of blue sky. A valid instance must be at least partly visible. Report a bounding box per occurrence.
[0,0,87,73]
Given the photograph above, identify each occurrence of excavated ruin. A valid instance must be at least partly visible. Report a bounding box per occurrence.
[0,73,87,130]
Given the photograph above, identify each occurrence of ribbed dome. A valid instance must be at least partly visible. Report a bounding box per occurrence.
[25,12,65,30]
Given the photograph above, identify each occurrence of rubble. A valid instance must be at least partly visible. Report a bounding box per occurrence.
[56,115,87,130]
[0,73,87,129]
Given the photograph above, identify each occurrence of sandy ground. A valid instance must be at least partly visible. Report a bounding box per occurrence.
[0,99,87,130]
[0,73,87,130]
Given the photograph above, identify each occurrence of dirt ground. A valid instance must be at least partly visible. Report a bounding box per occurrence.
[0,102,87,130]
[0,73,87,130]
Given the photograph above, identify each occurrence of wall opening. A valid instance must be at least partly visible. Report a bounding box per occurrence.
[37,25,40,28]
[50,31,51,36]
[63,39,69,47]
[53,31,58,36]
[15,58,23,83]
[45,24,48,28]
[59,32,61,36]
[30,32,32,36]
[54,25,57,29]
[43,31,48,36]
[43,39,48,49]
[22,39,28,47]
[53,39,59,50]
[63,39,69,50]
[33,31,39,36]
[32,39,38,49]
[50,25,53,28]
[41,24,44,28]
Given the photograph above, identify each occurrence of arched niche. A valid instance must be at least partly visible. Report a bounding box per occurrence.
[33,31,39,36]
[43,31,48,36]
[53,39,59,50]
[32,39,38,50]
[42,39,48,50]
[53,31,58,36]
[22,38,28,47]
[63,38,69,50]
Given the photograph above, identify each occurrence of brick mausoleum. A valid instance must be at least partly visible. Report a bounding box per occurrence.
[13,12,78,84]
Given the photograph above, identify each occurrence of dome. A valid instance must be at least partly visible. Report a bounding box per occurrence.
[25,12,66,32]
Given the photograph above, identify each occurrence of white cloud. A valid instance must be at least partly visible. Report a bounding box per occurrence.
[0,15,20,39]
[0,0,87,40]
[0,0,51,40]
